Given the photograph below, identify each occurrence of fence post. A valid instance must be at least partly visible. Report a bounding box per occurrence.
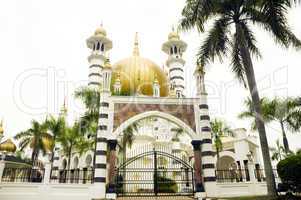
[247,163,256,182]
[0,159,5,183]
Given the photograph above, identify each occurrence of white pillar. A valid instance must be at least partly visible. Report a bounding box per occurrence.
[44,162,51,184]
[248,162,256,182]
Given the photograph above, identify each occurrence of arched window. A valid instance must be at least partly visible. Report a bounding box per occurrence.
[101,43,104,51]
[93,44,95,51]
[96,42,100,50]
[170,47,173,55]
[174,46,178,54]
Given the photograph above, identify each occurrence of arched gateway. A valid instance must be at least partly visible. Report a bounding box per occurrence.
[51,26,217,199]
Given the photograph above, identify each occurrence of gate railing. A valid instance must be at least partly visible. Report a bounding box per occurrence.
[115,150,194,196]
[50,168,94,184]
[216,169,281,183]
[1,168,45,183]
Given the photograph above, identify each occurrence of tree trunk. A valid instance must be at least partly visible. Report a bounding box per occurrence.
[67,145,72,171]
[280,121,290,153]
[236,23,277,196]
[50,135,56,164]
[31,149,36,167]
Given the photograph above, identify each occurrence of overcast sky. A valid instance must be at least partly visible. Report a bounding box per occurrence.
[0,0,300,150]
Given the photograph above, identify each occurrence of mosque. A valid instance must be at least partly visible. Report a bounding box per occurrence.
[0,25,275,200]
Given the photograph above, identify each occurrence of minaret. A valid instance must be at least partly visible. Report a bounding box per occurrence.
[101,57,113,94]
[152,75,160,97]
[59,97,68,118]
[194,62,217,195]
[162,27,187,98]
[86,25,113,89]
[113,72,121,95]
[194,62,206,96]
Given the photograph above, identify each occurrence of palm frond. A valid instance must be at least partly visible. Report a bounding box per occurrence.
[198,16,231,66]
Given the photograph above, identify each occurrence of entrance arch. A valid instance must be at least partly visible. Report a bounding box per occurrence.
[112,111,197,140]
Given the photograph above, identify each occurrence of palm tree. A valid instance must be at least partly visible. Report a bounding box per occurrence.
[267,97,301,153]
[238,97,272,131]
[45,115,66,163]
[58,121,86,170]
[271,139,286,161]
[210,118,233,160]
[119,123,139,164]
[239,97,301,153]
[14,120,52,166]
[180,0,301,195]
[75,86,101,167]
[74,86,100,136]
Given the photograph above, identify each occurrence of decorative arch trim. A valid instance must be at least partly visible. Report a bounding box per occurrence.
[112,111,198,140]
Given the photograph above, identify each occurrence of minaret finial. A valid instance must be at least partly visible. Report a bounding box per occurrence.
[133,32,140,56]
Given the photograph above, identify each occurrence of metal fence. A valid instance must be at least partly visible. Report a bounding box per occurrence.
[216,169,281,183]
[50,168,94,184]
[1,168,45,183]
[215,169,250,183]
[254,169,281,183]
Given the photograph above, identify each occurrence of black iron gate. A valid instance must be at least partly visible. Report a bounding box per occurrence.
[116,150,194,197]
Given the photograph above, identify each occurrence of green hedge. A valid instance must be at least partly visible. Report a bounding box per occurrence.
[157,176,178,193]
[277,153,301,187]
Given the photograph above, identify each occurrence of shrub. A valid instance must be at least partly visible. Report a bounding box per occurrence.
[277,153,301,188]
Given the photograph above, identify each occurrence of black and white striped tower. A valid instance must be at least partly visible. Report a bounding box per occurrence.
[92,58,113,199]
[162,28,187,98]
[194,63,216,198]
[86,25,112,89]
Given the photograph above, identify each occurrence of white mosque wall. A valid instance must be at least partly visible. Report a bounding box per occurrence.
[0,183,92,200]
[215,182,267,197]
[0,182,269,199]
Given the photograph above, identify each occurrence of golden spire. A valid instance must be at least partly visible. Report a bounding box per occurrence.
[133,32,140,56]
[0,119,4,135]
[60,97,67,116]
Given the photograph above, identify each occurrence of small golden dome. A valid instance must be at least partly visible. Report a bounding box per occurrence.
[0,139,16,153]
[168,31,180,41]
[111,33,169,97]
[94,25,107,37]
[168,27,180,40]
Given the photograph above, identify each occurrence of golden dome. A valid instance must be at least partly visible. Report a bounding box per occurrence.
[111,34,169,97]
[94,25,107,37]
[0,139,16,153]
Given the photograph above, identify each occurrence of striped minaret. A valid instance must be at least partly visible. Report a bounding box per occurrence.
[162,27,187,98]
[194,63,216,197]
[86,25,112,89]
[93,58,113,198]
